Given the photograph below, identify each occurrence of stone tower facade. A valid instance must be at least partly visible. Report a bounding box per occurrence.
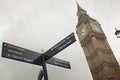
[76,3,120,80]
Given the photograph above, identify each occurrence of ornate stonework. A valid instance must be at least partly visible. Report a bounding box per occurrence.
[76,2,120,80]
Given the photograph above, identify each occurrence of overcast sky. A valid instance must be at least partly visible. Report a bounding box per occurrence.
[0,0,120,80]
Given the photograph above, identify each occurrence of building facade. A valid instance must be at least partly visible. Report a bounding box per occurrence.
[76,3,120,80]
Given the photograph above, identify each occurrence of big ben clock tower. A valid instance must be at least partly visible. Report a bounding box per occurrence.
[76,2,120,80]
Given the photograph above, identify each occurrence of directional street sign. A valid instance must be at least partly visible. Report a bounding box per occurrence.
[46,57,71,69]
[1,32,76,80]
[45,32,76,60]
[2,42,40,64]
[2,42,71,69]
[34,32,76,64]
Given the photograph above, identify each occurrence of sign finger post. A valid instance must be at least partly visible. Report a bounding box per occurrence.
[1,32,76,80]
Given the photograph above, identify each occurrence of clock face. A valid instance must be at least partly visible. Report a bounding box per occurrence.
[80,28,86,36]
[79,26,87,41]
[92,23,100,32]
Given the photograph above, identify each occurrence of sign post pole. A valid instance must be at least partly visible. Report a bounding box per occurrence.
[40,49,48,80]
[2,33,76,80]
[38,69,43,80]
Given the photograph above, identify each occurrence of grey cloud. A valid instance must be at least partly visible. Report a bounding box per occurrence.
[0,0,120,80]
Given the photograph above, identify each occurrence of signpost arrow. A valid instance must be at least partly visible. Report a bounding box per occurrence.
[46,57,71,69]
[1,32,76,80]
[34,32,76,64]
[45,32,76,61]
[2,42,71,69]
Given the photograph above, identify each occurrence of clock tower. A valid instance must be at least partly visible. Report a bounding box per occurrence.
[76,2,120,80]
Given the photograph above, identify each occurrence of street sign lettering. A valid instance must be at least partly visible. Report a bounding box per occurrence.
[1,32,76,80]
[41,32,76,61]
[2,42,71,69]
[2,42,40,64]
[46,57,71,69]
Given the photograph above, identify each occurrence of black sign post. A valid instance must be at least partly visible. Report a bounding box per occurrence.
[38,69,43,80]
[34,32,76,63]
[2,42,71,69]
[1,32,76,80]
[47,57,71,69]
[44,32,76,61]
[36,32,76,80]
[42,55,48,80]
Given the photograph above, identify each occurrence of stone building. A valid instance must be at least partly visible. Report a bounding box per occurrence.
[76,2,120,80]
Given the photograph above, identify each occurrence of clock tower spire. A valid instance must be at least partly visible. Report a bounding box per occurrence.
[76,1,86,17]
[76,2,120,80]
